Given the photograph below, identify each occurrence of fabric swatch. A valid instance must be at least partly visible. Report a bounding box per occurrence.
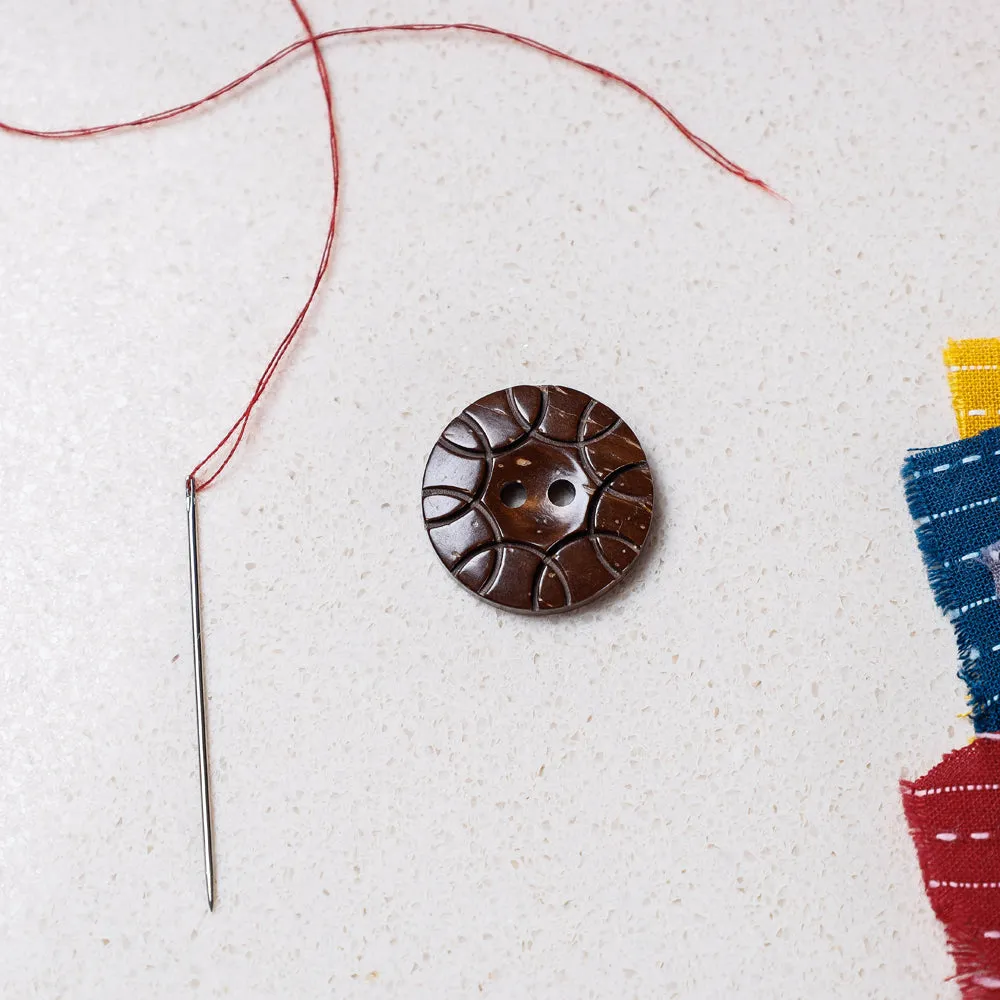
[902,426,1000,732]
[902,737,1000,998]
[945,339,1000,440]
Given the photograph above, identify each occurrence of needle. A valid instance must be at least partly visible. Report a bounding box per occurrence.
[186,476,216,911]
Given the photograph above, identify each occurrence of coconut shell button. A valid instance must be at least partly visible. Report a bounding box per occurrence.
[421,385,654,614]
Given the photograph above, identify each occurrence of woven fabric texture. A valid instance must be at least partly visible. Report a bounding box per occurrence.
[902,737,1000,998]
[945,339,1000,439]
[902,426,1000,732]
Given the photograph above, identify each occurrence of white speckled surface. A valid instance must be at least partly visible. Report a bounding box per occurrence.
[1,0,995,996]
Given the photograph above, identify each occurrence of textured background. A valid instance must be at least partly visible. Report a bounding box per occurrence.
[1,0,996,997]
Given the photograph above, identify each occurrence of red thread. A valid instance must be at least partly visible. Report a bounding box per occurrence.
[0,18,780,491]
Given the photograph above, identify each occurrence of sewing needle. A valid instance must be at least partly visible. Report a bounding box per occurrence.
[186,476,216,911]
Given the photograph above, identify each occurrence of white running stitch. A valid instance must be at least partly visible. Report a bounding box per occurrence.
[927,880,1000,889]
[953,594,999,617]
[931,495,1000,520]
[973,833,992,841]
[911,452,988,480]
[913,784,1000,797]
[985,930,1000,939]
[944,549,980,567]
[936,832,958,841]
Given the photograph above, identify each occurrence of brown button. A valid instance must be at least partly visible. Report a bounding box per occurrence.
[422,385,654,614]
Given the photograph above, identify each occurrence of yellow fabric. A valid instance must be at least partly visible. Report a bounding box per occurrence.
[945,338,1000,438]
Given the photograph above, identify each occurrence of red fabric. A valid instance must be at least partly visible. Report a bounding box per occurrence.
[902,737,1000,997]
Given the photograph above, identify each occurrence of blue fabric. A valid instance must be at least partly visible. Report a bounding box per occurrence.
[903,426,1000,732]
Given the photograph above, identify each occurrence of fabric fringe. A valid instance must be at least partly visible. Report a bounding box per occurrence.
[901,740,1000,998]
[901,454,985,718]
[902,459,959,618]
